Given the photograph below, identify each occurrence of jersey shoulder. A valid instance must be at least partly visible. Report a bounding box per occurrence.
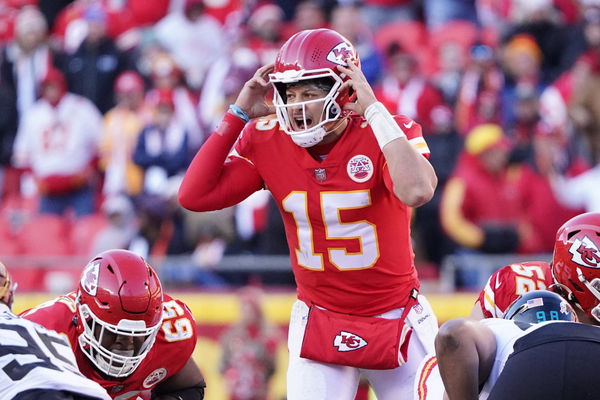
[19,292,78,334]
[156,294,198,351]
[478,261,552,318]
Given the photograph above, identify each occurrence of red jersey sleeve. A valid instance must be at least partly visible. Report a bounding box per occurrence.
[394,115,430,159]
[477,262,553,318]
[178,113,264,211]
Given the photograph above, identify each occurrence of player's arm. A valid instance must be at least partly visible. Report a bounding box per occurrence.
[151,358,206,400]
[337,62,437,207]
[178,64,275,212]
[435,318,496,400]
[470,301,486,319]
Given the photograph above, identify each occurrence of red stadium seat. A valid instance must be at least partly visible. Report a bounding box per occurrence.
[18,214,72,256]
[374,20,428,56]
[70,213,109,256]
[429,21,479,54]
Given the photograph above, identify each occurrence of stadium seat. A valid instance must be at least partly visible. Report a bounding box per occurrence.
[70,213,109,256]
[373,20,428,56]
[429,21,479,54]
[18,214,72,256]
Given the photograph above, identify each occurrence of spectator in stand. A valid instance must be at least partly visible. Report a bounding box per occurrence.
[330,3,383,85]
[0,78,18,200]
[454,43,504,135]
[513,124,585,254]
[569,9,600,163]
[100,70,150,198]
[146,51,205,149]
[12,67,102,217]
[375,42,444,135]
[499,34,547,128]
[153,0,227,90]
[59,3,132,114]
[0,5,56,117]
[244,2,286,65]
[422,0,478,30]
[440,124,526,255]
[501,0,574,83]
[91,194,139,255]
[361,0,418,31]
[133,88,191,196]
[220,286,279,400]
[281,0,329,39]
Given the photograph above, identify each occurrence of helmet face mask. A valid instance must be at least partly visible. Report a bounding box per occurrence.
[269,29,359,147]
[551,212,600,323]
[76,250,163,377]
[78,303,161,377]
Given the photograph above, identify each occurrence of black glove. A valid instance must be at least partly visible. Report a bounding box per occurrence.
[479,224,519,254]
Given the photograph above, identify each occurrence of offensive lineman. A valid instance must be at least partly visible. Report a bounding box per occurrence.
[20,250,205,400]
[0,261,111,400]
[179,28,439,399]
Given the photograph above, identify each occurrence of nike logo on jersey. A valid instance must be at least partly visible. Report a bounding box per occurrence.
[495,274,502,289]
[334,331,367,351]
[403,121,414,129]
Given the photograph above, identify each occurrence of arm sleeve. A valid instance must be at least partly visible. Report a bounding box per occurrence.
[178,113,264,212]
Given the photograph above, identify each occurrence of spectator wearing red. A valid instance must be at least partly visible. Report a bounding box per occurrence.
[454,44,504,135]
[220,287,279,400]
[375,42,444,134]
[440,124,525,254]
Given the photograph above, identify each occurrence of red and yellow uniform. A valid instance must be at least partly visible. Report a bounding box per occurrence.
[231,114,429,315]
[476,261,553,318]
[20,292,197,400]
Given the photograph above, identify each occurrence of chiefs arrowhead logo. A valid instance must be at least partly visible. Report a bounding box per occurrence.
[80,261,100,296]
[326,42,355,66]
[569,235,600,268]
[334,331,367,352]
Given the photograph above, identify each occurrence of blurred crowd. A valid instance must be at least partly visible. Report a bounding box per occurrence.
[0,0,599,280]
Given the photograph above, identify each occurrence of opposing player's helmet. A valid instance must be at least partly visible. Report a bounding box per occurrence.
[504,289,577,329]
[76,249,163,377]
[552,212,600,323]
[269,28,360,147]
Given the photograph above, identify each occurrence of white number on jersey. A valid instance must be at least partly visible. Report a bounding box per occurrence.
[282,190,379,270]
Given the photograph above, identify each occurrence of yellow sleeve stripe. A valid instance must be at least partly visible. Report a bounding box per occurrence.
[409,137,430,154]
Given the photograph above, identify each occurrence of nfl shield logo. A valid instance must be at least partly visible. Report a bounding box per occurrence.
[314,168,327,182]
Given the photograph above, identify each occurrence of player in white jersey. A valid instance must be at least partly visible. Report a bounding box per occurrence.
[415,290,578,400]
[435,290,578,400]
[0,262,110,400]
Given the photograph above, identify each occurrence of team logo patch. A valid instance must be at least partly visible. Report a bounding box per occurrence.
[347,155,374,183]
[334,331,367,352]
[314,168,327,182]
[80,261,100,296]
[143,368,167,388]
[326,42,354,66]
[568,235,600,268]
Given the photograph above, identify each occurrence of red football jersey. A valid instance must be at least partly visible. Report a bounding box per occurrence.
[20,292,197,400]
[231,114,430,316]
[477,261,553,318]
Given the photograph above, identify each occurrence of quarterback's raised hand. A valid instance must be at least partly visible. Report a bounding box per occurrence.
[337,62,377,116]
[233,63,276,120]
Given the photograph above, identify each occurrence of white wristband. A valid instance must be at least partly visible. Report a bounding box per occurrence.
[364,102,406,149]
